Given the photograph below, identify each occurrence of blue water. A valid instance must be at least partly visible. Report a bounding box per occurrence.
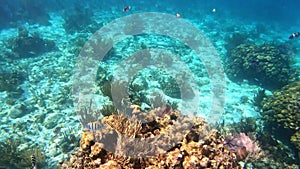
[0,0,299,168]
[1,0,300,26]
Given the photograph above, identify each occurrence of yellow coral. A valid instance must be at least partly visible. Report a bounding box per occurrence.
[80,132,95,150]
[90,142,104,158]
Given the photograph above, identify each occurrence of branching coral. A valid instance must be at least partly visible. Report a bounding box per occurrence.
[224,117,258,135]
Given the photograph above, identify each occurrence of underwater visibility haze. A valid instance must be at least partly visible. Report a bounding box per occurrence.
[0,0,300,168]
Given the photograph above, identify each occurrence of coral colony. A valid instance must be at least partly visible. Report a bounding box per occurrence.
[0,1,299,169]
[60,109,247,168]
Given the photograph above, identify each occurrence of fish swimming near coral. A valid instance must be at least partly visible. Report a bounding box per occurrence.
[85,121,103,131]
[31,154,37,169]
[123,6,131,12]
[85,121,104,141]
[289,32,300,39]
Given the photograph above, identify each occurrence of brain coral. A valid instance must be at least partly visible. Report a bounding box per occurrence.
[226,43,298,90]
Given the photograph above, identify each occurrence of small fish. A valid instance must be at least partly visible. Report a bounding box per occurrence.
[175,13,181,18]
[29,51,36,55]
[289,32,300,39]
[31,154,37,169]
[123,6,131,12]
[53,124,63,135]
[85,121,103,131]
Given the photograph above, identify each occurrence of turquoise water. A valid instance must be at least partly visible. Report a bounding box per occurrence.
[0,1,299,168]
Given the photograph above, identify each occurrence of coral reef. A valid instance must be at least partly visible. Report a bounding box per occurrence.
[252,88,267,109]
[77,100,103,127]
[291,131,300,160]
[220,117,299,168]
[62,4,99,34]
[223,117,258,135]
[96,67,181,112]
[251,130,300,169]
[7,27,56,58]
[128,74,150,106]
[0,69,25,94]
[100,81,113,101]
[59,127,81,153]
[226,43,298,90]
[160,76,181,99]
[0,136,46,169]
[59,109,253,169]
[262,81,300,159]
[224,33,249,54]
[100,104,118,117]
[224,133,259,160]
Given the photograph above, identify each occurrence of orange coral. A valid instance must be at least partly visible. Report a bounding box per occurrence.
[80,132,95,150]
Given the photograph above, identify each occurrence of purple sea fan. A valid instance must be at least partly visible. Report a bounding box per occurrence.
[224,133,259,160]
[155,104,173,117]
